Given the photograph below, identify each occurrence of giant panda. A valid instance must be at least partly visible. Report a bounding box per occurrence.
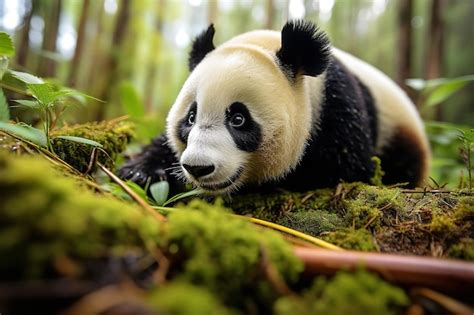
[119,20,430,195]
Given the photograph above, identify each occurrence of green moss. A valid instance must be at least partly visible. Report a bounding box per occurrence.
[162,199,303,309]
[447,238,474,260]
[370,156,385,186]
[148,282,233,315]
[275,270,409,315]
[277,210,344,236]
[322,228,377,251]
[453,196,474,221]
[341,185,405,229]
[430,214,456,233]
[51,120,134,172]
[0,151,160,278]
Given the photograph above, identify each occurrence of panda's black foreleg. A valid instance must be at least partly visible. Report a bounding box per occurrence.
[117,134,186,195]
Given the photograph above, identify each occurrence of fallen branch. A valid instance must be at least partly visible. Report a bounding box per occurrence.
[294,247,474,299]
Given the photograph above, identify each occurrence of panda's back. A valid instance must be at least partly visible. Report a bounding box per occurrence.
[222,28,430,187]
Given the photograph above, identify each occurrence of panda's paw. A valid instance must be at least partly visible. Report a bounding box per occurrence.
[117,160,167,188]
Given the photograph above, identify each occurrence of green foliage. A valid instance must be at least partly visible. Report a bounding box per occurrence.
[148,282,233,315]
[162,199,303,308]
[275,270,409,315]
[0,32,15,57]
[0,121,47,147]
[149,181,170,205]
[407,75,474,107]
[0,89,9,122]
[426,121,473,187]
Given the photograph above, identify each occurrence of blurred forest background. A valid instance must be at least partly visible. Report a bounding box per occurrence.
[0,0,473,186]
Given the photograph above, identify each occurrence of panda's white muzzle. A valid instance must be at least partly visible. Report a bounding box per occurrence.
[180,125,247,192]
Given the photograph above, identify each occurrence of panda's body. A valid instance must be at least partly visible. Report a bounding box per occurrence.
[119,21,430,194]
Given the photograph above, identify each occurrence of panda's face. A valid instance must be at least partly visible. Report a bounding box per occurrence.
[167,48,313,194]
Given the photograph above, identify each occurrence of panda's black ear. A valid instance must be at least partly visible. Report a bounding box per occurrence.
[276,20,331,79]
[188,24,215,71]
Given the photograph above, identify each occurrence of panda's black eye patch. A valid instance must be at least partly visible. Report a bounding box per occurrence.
[177,102,197,144]
[225,102,262,152]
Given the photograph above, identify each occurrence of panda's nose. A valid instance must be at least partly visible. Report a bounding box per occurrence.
[182,164,215,178]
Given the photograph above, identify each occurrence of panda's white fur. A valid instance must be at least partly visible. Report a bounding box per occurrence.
[332,48,429,160]
[162,22,430,193]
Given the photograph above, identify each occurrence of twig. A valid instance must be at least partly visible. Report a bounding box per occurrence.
[411,288,473,314]
[259,245,294,296]
[401,189,473,195]
[97,162,166,222]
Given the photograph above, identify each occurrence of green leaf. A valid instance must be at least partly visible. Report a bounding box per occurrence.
[13,99,41,109]
[0,122,47,147]
[54,135,103,148]
[425,79,471,107]
[9,70,43,84]
[125,180,148,201]
[149,181,170,206]
[163,189,201,206]
[27,83,56,106]
[0,32,15,57]
[0,56,9,79]
[405,78,426,91]
[119,81,145,118]
[0,88,9,121]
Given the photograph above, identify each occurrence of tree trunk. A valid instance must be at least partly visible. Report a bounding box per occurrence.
[397,0,413,94]
[207,0,218,24]
[96,0,131,119]
[425,0,445,119]
[67,0,91,87]
[16,1,35,68]
[265,0,274,29]
[38,0,62,78]
[144,0,166,111]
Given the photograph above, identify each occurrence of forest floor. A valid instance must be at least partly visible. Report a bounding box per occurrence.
[0,121,473,315]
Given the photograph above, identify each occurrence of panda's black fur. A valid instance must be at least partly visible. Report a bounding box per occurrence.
[119,21,428,193]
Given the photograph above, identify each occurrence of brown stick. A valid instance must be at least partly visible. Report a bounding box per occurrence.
[97,163,166,222]
[294,247,474,298]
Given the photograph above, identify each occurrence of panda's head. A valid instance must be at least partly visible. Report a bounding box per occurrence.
[166,21,330,194]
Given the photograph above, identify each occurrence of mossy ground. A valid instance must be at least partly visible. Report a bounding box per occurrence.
[229,183,474,259]
[1,121,472,314]
[0,145,414,315]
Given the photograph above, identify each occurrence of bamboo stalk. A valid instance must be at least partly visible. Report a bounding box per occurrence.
[294,247,474,297]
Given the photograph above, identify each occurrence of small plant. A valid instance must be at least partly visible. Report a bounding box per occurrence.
[458,129,474,191]
[0,32,102,153]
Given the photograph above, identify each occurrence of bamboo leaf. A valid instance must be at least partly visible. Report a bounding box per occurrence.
[0,32,15,57]
[150,181,170,206]
[54,135,104,148]
[163,189,202,206]
[0,88,9,121]
[13,99,41,109]
[9,70,44,84]
[426,79,472,107]
[27,83,56,106]
[0,122,47,147]
[0,56,8,79]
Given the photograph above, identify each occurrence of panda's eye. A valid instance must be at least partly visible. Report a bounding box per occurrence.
[188,111,196,125]
[230,113,245,128]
